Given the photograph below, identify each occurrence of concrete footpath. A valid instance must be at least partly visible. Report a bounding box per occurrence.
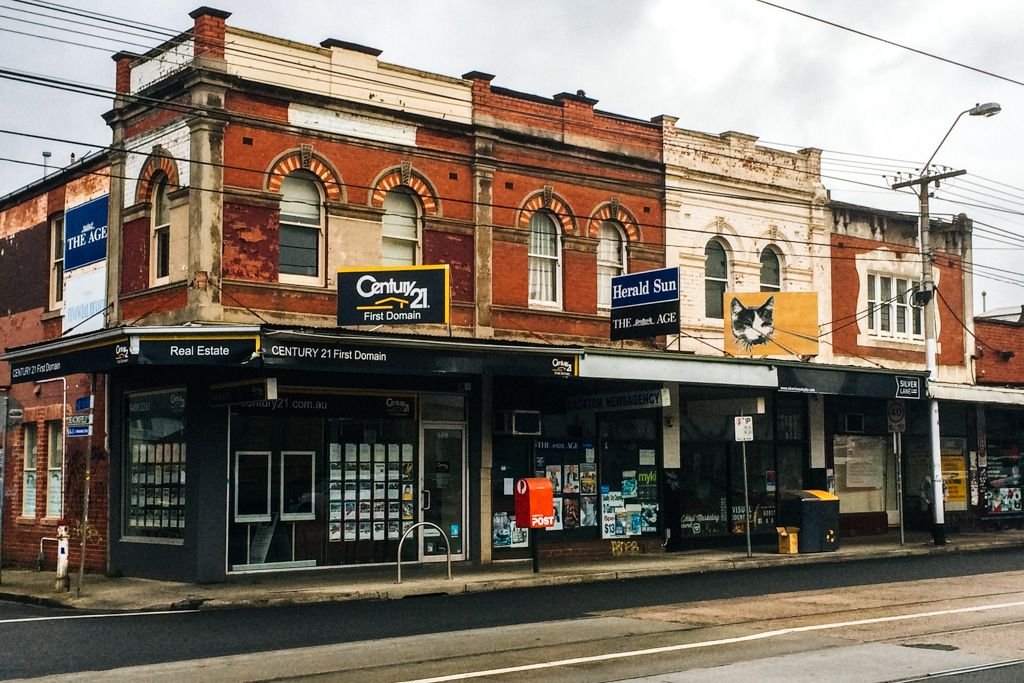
[1,529,1022,613]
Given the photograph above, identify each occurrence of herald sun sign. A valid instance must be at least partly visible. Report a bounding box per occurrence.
[514,477,555,529]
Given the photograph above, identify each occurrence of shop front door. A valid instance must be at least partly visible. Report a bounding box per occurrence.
[421,423,466,561]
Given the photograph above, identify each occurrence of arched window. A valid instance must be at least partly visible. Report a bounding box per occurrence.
[382,189,419,266]
[760,248,781,292]
[704,240,728,318]
[279,171,323,281]
[528,212,561,306]
[597,220,626,309]
[152,174,171,284]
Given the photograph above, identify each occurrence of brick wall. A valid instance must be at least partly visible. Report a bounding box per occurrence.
[976,318,1024,385]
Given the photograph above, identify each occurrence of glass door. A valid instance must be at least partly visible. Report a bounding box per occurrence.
[420,423,466,561]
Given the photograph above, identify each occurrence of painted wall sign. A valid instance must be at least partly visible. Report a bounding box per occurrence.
[63,265,107,335]
[337,265,450,326]
[565,388,671,412]
[63,195,108,271]
[722,291,819,357]
[610,267,680,341]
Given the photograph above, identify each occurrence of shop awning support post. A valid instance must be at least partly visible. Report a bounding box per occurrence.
[740,411,752,558]
[895,431,905,546]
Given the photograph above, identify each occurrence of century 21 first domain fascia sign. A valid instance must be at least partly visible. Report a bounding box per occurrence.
[337,265,450,326]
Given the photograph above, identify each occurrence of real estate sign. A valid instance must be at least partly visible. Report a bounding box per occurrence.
[337,265,450,326]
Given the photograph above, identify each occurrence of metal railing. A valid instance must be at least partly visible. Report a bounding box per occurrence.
[396,521,452,584]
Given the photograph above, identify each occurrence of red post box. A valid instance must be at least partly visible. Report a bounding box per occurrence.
[514,477,554,529]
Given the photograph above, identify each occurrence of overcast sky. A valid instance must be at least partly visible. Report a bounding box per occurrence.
[1,1,1021,310]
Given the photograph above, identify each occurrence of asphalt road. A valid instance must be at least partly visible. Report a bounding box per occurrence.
[2,548,1023,680]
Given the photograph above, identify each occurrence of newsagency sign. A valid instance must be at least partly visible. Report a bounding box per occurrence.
[337,265,449,326]
[609,267,680,341]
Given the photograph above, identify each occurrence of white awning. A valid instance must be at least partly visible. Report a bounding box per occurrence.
[929,381,1024,405]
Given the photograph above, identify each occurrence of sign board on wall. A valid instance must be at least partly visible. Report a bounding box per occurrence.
[337,265,450,326]
[609,267,680,341]
[63,265,107,335]
[722,291,819,357]
[63,195,108,271]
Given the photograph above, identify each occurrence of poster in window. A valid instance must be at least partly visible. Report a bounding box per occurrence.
[344,481,357,500]
[388,443,399,462]
[359,444,371,463]
[602,490,626,539]
[581,496,598,526]
[387,481,400,500]
[492,512,512,547]
[622,470,638,498]
[641,503,658,533]
[510,522,529,548]
[402,502,414,520]
[343,501,357,521]
[374,463,386,480]
[358,464,371,480]
[546,465,563,493]
[626,505,642,535]
[563,464,580,494]
[329,501,342,520]
[358,481,372,499]
[563,497,580,529]
[986,487,1021,513]
[402,444,413,462]
[580,463,597,495]
[358,501,371,518]
[329,482,342,501]
[534,455,545,479]
[373,521,386,540]
[329,522,342,542]
[344,521,357,541]
[373,481,386,499]
[401,462,414,480]
[401,483,414,501]
[359,520,372,539]
[388,501,400,518]
[388,521,400,539]
[373,444,385,462]
[388,463,400,480]
[373,501,386,519]
[345,465,357,481]
[330,443,341,463]
[639,449,656,466]
[547,497,564,531]
[637,469,657,500]
[345,443,357,463]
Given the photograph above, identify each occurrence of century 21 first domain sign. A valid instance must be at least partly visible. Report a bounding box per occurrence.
[337,265,450,326]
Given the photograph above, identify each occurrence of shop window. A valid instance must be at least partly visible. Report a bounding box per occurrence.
[235,451,272,523]
[151,174,171,285]
[46,420,63,518]
[866,273,922,341]
[704,240,728,319]
[381,189,419,266]
[49,214,64,310]
[279,171,323,284]
[759,247,781,292]
[124,388,187,540]
[528,212,562,307]
[280,451,315,521]
[22,422,37,517]
[597,221,626,310]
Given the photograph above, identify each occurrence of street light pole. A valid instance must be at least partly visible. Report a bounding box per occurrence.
[892,102,1000,546]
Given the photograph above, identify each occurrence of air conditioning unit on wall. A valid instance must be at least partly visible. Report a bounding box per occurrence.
[494,410,542,436]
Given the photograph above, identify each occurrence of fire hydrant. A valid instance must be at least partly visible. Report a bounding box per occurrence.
[55,523,70,592]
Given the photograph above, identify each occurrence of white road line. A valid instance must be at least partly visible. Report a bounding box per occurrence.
[0,609,198,624]
[400,599,1024,683]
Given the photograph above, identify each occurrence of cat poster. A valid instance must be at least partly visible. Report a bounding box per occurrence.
[722,291,818,357]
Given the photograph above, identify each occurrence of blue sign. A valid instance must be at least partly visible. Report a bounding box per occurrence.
[74,395,94,412]
[609,267,680,341]
[610,267,679,309]
[64,195,108,271]
[67,426,92,438]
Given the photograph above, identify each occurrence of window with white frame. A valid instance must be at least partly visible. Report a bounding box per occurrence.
[528,212,562,306]
[597,221,626,309]
[382,189,419,266]
[866,273,922,340]
[704,240,729,319]
[279,171,323,283]
[151,175,171,285]
[49,214,64,309]
[22,422,37,517]
[46,420,62,517]
[760,247,781,292]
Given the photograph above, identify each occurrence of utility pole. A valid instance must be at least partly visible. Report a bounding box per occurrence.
[893,169,964,546]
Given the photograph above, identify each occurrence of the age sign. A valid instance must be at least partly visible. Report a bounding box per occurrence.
[514,478,555,529]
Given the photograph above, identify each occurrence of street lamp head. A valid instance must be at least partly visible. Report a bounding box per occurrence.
[968,102,1001,117]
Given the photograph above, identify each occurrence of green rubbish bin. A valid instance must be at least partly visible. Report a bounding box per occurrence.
[779,490,840,552]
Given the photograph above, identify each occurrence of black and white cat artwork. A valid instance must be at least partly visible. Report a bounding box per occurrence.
[730,296,775,350]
